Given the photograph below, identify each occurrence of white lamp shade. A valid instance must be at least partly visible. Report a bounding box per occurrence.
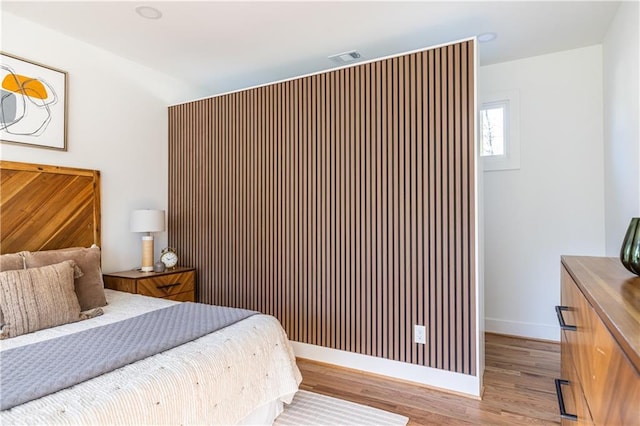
[130,209,166,233]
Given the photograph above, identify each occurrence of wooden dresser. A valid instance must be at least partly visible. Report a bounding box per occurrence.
[103,267,196,302]
[557,257,639,425]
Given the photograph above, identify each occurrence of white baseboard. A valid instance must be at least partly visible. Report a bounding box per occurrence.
[291,341,481,398]
[485,317,560,341]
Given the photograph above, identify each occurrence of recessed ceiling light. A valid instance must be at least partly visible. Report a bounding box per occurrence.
[135,6,163,20]
[478,32,497,43]
[328,50,362,64]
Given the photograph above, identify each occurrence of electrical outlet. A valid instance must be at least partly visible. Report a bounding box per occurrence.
[414,325,426,344]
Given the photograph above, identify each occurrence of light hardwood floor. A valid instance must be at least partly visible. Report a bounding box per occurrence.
[297,333,561,425]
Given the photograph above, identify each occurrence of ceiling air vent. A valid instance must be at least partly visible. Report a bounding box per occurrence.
[328,50,362,64]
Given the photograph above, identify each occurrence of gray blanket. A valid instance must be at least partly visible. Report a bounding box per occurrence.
[0,302,256,410]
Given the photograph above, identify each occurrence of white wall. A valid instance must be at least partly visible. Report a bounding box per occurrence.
[603,1,640,255]
[480,46,606,341]
[1,12,202,272]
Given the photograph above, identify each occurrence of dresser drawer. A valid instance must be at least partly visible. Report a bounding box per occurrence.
[561,268,596,400]
[137,270,195,299]
[560,337,594,426]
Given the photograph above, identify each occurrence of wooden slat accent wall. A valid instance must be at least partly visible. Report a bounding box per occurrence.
[169,40,476,375]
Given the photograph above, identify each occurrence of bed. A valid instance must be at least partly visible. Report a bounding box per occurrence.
[0,160,302,425]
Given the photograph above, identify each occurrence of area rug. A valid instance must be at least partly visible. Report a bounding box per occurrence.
[275,390,409,426]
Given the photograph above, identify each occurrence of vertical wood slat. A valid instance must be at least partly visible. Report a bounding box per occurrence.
[168,40,476,375]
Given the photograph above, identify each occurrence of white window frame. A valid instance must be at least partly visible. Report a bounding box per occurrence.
[480,90,520,171]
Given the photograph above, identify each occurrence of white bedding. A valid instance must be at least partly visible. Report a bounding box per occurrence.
[0,289,302,425]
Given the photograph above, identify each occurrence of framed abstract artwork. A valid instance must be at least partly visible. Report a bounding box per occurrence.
[1,53,68,151]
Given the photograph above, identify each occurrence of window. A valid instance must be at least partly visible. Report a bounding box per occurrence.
[480,90,520,171]
[481,101,507,157]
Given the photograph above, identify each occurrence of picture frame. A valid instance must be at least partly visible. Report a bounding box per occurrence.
[1,52,68,151]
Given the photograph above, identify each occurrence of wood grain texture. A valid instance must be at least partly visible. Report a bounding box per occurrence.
[103,267,196,302]
[561,256,640,373]
[298,333,561,425]
[0,161,101,253]
[168,40,477,375]
[560,259,640,426]
[560,339,594,425]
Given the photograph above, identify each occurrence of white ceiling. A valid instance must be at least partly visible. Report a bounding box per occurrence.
[2,1,621,98]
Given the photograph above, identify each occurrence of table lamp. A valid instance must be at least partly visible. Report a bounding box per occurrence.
[130,209,165,272]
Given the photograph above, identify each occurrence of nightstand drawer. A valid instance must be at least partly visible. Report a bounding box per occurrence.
[103,267,196,302]
[137,271,194,298]
[167,291,195,302]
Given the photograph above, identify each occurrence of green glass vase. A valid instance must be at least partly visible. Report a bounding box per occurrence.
[620,217,640,276]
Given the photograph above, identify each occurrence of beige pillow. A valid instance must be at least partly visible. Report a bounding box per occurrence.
[0,252,26,328]
[0,252,25,272]
[24,246,107,311]
[0,260,83,339]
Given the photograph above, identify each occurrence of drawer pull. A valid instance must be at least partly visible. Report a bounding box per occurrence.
[156,282,181,289]
[555,306,577,331]
[554,379,578,421]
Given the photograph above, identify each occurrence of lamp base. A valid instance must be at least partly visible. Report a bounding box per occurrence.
[141,235,154,272]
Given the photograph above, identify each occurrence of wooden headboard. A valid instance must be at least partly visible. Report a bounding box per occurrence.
[0,161,101,254]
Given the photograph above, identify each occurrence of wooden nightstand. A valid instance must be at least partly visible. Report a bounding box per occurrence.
[103,267,196,302]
